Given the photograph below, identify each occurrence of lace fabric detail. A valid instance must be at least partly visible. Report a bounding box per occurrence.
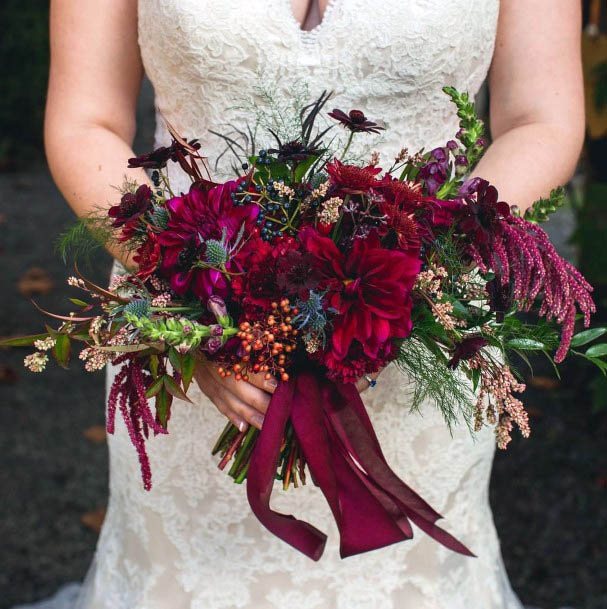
[75,1,525,607]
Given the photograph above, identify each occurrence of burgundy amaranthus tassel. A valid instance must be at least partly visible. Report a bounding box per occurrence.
[106,355,167,490]
[470,214,595,362]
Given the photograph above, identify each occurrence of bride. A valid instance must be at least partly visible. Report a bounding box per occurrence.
[39,1,584,608]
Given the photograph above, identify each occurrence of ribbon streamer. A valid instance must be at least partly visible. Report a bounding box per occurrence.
[246,371,474,561]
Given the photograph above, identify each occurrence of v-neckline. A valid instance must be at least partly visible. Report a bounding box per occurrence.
[284,0,340,39]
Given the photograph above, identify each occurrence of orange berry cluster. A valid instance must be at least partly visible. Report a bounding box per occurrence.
[217,299,299,383]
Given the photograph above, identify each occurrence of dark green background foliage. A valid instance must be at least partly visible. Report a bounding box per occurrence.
[0,1,50,168]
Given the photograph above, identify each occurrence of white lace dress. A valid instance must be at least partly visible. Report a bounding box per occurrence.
[19,1,528,608]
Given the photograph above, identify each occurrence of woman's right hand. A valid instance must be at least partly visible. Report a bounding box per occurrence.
[193,359,277,432]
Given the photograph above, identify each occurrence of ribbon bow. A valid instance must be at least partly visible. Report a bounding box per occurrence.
[246,371,474,560]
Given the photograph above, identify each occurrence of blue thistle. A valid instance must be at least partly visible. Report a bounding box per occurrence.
[151,205,169,229]
[293,291,328,340]
[204,239,229,265]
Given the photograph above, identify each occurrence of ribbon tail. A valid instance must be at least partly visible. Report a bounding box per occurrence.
[246,381,327,561]
[324,380,475,557]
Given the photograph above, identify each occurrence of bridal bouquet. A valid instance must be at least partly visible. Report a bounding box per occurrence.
[6,88,606,560]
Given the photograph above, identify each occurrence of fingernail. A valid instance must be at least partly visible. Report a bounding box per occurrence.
[238,421,248,432]
[266,377,277,389]
[252,414,265,429]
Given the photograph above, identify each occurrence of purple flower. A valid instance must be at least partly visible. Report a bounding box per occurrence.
[204,336,223,354]
[207,296,228,320]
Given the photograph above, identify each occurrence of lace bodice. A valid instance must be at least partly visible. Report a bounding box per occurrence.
[70,1,526,608]
[139,0,499,181]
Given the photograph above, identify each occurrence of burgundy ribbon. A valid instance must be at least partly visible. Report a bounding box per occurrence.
[246,371,475,561]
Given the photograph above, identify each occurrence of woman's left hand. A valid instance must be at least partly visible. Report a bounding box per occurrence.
[355,370,382,394]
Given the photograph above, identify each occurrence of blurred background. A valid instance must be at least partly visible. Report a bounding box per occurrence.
[0,2,606,609]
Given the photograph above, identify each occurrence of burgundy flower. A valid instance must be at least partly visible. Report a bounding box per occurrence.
[327,159,382,194]
[157,182,260,302]
[448,336,489,369]
[458,178,511,244]
[268,140,321,163]
[328,108,385,134]
[377,202,421,252]
[300,227,421,365]
[108,185,154,229]
[133,231,161,281]
[428,198,466,228]
[373,175,425,211]
[128,140,202,170]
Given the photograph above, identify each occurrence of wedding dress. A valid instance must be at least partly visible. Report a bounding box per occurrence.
[17,1,528,608]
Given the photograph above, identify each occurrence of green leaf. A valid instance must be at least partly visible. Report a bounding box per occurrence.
[471,367,481,393]
[570,328,607,348]
[155,385,172,429]
[505,338,546,351]
[52,334,71,369]
[585,344,607,358]
[586,357,607,376]
[69,298,89,307]
[180,354,196,393]
[293,154,318,182]
[145,376,164,399]
[168,348,182,373]
[163,375,192,403]
[149,354,159,379]
[0,333,50,348]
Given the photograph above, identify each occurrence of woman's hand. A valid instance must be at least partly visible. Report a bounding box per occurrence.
[193,359,277,432]
[355,370,382,394]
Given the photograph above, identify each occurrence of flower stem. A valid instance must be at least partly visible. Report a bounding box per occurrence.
[218,429,246,470]
[340,131,355,161]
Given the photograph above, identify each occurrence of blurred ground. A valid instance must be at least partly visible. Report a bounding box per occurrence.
[1,82,606,609]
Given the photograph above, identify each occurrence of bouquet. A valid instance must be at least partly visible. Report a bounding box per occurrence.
[6,88,606,560]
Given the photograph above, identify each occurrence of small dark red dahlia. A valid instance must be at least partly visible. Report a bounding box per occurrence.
[326,159,382,194]
[328,108,385,134]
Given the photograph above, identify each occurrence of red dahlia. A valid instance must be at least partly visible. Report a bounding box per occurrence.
[157,182,260,302]
[300,227,421,374]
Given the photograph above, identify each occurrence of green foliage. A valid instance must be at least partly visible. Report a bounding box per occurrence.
[55,212,120,266]
[0,2,49,166]
[395,338,474,430]
[443,86,486,167]
[524,187,566,224]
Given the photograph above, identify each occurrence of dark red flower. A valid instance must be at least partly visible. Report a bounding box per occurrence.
[300,227,421,368]
[458,178,511,244]
[157,182,260,302]
[374,175,425,212]
[429,198,466,228]
[328,108,385,134]
[133,231,161,281]
[326,159,382,194]
[128,139,202,170]
[378,202,421,252]
[448,336,489,369]
[108,185,154,237]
